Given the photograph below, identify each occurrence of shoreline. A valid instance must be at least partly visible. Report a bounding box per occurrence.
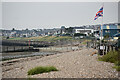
[2,45,82,61]
[2,50,63,64]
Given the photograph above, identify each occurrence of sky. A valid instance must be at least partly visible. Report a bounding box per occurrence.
[2,1,119,30]
[118,2,120,23]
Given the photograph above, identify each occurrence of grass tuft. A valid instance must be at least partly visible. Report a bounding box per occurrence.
[27,66,58,75]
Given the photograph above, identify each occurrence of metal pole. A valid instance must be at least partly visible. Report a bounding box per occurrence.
[102,3,104,55]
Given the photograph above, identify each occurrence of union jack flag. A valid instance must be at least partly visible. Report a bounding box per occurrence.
[94,7,103,20]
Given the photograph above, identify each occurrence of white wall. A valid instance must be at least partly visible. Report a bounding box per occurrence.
[75,29,94,34]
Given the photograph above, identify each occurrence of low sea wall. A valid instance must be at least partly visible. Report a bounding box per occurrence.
[1,46,39,53]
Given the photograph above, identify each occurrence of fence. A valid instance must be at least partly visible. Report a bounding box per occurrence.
[87,38,120,55]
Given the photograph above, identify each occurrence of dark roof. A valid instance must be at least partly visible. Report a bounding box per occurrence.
[73,27,84,29]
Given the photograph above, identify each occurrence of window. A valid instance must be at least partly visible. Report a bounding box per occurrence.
[105,30,110,33]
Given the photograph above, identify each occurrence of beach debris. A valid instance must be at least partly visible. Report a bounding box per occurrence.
[91,51,97,56]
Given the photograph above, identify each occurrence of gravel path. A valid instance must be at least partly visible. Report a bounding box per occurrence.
[2,48,119,78]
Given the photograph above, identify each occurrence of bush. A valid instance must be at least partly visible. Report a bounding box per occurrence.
[115,61,120,66]
[113,66,120,71]
[28,66,58,75]
[98,50,119,63]
[98,49,120,71]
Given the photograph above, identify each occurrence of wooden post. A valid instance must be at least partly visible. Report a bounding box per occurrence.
[95,39,96,49]
[21,46,23,51]
[55,47,56,51]
[109,45,111,51]
[113,47,115,51]
[106,45,107,54]
[108,45,109,52]
[51,47,52,51]
[110,45,112,51]
[67,46,68,51]
[62,46,63,51]
[103,43,104,55]
[7,46,8,52]
[29,40,30,48]
[14,46,15,51]
[112,46,113,51]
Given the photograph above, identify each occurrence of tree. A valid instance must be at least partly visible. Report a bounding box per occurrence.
[12,28,15,31]
[6,36,9,39]
[65,27,74,34]
[74,33,86,37]
[26,28,28,30]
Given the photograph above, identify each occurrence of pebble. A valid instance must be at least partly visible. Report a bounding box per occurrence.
[2,48,118,78]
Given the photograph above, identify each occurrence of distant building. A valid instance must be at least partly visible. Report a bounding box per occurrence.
[100,23,120,39]
[73,27,94,36]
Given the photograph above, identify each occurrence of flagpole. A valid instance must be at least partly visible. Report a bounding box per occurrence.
[101,3,104,55]
[94,4,104,54]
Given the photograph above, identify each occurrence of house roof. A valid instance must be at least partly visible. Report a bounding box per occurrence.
[73,27,84,29]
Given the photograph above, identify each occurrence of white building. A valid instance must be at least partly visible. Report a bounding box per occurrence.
[74,28,94,36]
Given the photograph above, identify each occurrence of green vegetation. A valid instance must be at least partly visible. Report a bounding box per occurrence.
[1,36,8,40]
[113,66,120,71]
[65,27,74,34]
[27,66,58,75]
[98,49,120,71]
[74,33,86,37]
[8,37,24,40]
[98,50,119,63]
[37,36,73,42]
[7,36,73,42]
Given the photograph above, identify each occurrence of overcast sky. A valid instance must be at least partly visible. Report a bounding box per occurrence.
[2,2,119,30]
